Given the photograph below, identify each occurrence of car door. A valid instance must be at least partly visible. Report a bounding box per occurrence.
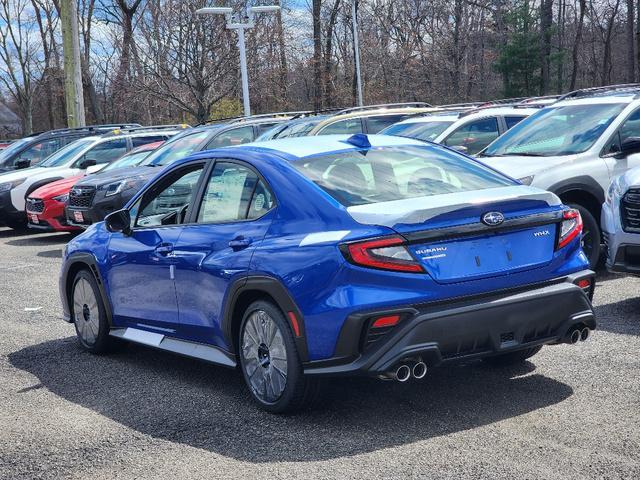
[171,160,276,348]
[106,162,207,332]
[602,108,640,178]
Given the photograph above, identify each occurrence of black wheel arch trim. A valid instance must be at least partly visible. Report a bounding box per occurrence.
[61,252,114,327]
[222,275,309,361]
[548,176,606,207]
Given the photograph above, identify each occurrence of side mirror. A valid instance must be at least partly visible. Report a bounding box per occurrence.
[617,137,640,158]
[79,158,97,169]
[15,159,30,169]
[105,209,131,235]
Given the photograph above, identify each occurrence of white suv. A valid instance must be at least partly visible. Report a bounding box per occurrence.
[478,86,640,267]
[0,127,183,229]
[381,106,539,156]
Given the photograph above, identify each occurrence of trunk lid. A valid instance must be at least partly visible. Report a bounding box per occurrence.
[347,185,564,283]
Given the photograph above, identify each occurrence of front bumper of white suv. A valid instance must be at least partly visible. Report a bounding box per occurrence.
[602,182,640,276]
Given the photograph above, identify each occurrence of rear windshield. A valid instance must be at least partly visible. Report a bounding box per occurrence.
[291,146,514,207]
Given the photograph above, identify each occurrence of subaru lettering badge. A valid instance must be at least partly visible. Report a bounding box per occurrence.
[482,211,505,226]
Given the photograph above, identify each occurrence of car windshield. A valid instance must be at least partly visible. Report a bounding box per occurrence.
[101,150,152,172]
[482,103,626,157]
[39,138,95,167]
[291,145,514,207]
[382,120,454,141]
[0,138,32,164]
[145,130,211,166]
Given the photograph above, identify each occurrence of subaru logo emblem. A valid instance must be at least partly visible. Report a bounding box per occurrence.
[482,211,505,226]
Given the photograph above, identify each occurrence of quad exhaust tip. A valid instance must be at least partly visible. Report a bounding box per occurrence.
[395,364,411,382]
[412,361,427,379]
[570,329,581,344]
[580,327,590,342]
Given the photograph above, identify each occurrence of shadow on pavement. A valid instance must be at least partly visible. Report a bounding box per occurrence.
[594,295,640,337]
[6,233,72,246]
[0,227,33,238]
[37,248,63,259]
[10,337,573,462]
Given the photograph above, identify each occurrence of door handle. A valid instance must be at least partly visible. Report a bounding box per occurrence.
[228,236,252,251]
[155,242,174,256]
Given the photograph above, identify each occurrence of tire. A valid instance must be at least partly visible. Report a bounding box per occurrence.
[568,203,600,269]
[482,346,542,366]
[238,300,319,413]
[70,269,113,353]
[5,218,27,231]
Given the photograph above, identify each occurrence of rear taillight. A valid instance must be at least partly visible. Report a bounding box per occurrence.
[341,236,424,273]
[557,208,583,249]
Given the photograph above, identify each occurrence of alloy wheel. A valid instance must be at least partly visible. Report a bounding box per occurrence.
[241,309,288,403]
[73,278,100,346]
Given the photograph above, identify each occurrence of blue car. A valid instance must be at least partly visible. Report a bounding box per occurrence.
[59,134,596,412]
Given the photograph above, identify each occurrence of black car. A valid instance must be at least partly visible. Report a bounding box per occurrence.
[66,116,289,227]
[0,124,140,173]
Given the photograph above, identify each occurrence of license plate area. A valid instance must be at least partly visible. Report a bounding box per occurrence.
[73,210,84,223]
[29,213,39,224]
[408,225,557,283]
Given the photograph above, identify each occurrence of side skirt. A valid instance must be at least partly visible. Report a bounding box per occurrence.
[109,327,237,368]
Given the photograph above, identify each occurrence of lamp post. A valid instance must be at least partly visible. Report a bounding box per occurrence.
[197,5,280,117]
[352,0,363,107]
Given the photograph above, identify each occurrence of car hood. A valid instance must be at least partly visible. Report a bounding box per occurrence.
[75,165,154,187]
[477,154,575,180]
[29,174,85,199]
[0,166,48,184]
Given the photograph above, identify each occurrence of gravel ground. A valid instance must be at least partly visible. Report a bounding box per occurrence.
[0,226,639,480]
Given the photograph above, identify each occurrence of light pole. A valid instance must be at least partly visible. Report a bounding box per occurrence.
[197,5,280,117]
[352,0,363,107]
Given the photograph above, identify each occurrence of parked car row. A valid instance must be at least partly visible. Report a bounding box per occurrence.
[2,84,640,413]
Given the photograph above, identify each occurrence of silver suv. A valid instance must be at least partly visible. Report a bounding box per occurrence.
[602,166,640,275]
[478,84,640,267]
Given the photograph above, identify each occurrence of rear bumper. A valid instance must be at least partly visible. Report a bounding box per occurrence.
[304,270,596,376]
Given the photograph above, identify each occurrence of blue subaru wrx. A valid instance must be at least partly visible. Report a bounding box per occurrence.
[59,134,596,412]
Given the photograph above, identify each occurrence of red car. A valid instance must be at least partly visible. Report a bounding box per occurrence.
[26,141,163,232]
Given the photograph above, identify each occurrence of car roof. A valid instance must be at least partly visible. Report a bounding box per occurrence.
[231,134,428,160]
[317,107,437,123]
[394,106,538,126]
[553,95,638,107]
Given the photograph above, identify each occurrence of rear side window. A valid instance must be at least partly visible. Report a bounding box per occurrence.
[318,118,363,135]
[443,117,500,155]
[207,126,254,148]
[196,162,274,223]
[291,146,513,207]
[504,116,526,130]
[365,115,409,134]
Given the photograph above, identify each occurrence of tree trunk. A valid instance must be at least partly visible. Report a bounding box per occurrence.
[540,0,553,94]
[570,0,586,89]
[627,0,636,82]
[323,0,341,107]
[312,0,322,110]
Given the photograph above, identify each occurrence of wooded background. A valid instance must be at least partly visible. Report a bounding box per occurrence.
[0,0,638,135]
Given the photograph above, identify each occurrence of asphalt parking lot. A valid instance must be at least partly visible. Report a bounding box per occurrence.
[0,227,639,479]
